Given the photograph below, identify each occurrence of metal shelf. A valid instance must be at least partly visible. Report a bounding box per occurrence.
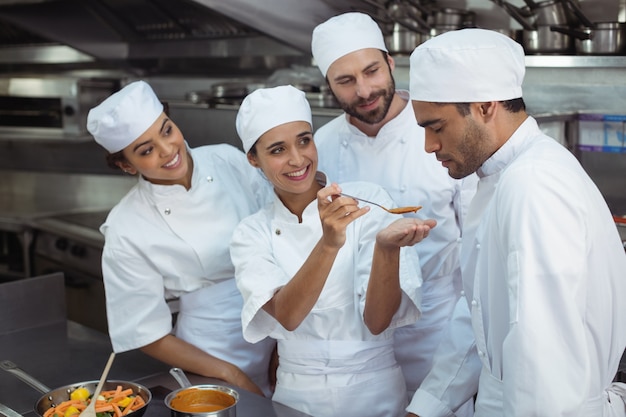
[395,55,626,68]
[524,55,626,68]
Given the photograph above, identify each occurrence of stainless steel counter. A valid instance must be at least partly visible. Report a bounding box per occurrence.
[0,170,135,279]
[0,170,135,225]
[0,274,310,417]
[0,322,310,417]
[0,274,166,414]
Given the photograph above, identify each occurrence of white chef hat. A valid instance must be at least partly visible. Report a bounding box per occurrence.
[311,12,387,77]
[236,85,312,153]
[409,29,525,103]
[87,80,163,153]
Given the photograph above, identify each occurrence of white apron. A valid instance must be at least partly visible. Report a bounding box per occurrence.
[175,280,276,396]
[272,339,407,417]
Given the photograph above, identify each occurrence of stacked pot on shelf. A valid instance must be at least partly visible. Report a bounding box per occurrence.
[363,0,476,54]
[491,0,626,55]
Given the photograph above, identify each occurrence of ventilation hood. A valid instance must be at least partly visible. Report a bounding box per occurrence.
[0,0,375,64]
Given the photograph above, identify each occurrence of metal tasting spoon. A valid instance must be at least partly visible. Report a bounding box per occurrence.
[340,193,422,214]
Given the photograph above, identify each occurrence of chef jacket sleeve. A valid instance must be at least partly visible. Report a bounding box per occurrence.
[351,183,422,329]
[230,214,292,343]
[102,244,173,353]
[407,297,481,417]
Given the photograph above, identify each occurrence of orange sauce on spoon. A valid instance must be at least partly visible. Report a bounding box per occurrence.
[388,206,423,214]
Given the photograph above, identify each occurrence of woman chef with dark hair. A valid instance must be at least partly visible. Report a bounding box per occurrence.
[230,85,436,417]
[86,80,275,396]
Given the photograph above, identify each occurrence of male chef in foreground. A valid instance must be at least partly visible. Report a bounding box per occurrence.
[406,28,626,417]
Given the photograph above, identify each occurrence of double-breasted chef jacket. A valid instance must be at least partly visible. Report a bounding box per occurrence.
[230,176,422,417]
[100,144,276,395]
[413,117,626,417]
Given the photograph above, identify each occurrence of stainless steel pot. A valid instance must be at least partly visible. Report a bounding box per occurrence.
[385,23,424,54]
[0,360,151,417]
[165,385,238,417]
[428,26,460,38]
[491,0,572,30]
[430,8,470,28]
[386,0,431,35]
[551,22,626,55]
[165,368,238,417]
[522,25,574,54]
[532,0,570,26]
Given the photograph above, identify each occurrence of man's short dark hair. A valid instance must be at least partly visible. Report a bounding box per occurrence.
[441,98,526,116]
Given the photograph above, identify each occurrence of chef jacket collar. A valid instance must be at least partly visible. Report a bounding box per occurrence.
[271,171,329,222]
[477,116,535,178]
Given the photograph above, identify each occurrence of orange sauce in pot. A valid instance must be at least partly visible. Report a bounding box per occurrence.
[169,388,236,412]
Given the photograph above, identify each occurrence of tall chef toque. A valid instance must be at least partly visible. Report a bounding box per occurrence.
[87,80,163,153]
[409,29,526,103]
[311,12,387,77]
[236,85,312,153]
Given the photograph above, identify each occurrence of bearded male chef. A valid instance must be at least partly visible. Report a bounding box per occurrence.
[406,28,626,417]
[311,13,477,417]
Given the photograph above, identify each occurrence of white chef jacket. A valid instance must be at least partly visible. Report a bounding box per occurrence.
[413,117,626,416]
[230,176,422,417]
[315,90,477,404]
[100,144,276,394]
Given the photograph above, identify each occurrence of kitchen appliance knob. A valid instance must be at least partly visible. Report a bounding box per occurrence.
[70,245,87,258]
[55,238,69,251]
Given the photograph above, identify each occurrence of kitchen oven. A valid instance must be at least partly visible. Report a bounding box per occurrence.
[0,229,32,281]
[0,75,119,139]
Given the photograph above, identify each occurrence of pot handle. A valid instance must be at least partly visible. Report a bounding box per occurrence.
[405,0,433,16]
[0,403,23,417]
[0,360,51,394]
[562,0,595,28]
[169,368,192,389]
[549,25,591,40]
[522,0,538,9]
[489,0,536,31]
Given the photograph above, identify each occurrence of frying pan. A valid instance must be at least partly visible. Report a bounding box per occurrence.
[0,360,151,417]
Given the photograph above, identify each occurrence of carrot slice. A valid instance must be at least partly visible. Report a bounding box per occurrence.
[131,397,145,410]
[95,404,114,412]
[121,397,137,416]
[112,403,123,417]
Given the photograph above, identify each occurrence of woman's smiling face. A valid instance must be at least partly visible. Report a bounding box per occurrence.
[248,121,317,198]
[118,112,192,188]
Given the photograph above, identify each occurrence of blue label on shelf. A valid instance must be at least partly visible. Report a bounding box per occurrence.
[579,114,626,122]
[578,114,626,153]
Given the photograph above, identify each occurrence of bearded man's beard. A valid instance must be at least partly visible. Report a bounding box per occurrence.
[339,77,395,125]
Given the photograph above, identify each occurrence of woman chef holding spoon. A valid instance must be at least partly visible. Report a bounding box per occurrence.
[86,81,275,396]
[230,85,436,417]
